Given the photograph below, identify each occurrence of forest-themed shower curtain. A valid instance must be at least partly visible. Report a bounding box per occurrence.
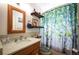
[40,3,77,51]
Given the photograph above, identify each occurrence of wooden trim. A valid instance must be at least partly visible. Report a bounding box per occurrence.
[7,4,26,34]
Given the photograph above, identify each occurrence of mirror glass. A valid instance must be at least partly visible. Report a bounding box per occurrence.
[12,10,23,30]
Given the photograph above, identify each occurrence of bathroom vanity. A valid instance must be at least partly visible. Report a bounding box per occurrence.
[0,4,41,55]
[13,41,40,55]
[2,38,40,55]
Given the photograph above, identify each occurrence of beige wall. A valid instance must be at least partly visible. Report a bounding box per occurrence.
[0,3,39,38]
[0,3,7,35]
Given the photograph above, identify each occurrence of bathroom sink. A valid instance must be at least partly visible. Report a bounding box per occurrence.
[2,37,41,55]
[14,38,31,43]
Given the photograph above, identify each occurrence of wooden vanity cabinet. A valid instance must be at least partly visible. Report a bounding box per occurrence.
[13,41,40,55]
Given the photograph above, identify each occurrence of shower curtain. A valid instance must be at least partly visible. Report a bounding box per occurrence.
[40,3,77,52]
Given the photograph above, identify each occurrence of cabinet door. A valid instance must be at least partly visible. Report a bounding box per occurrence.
[32,49,39,55]
[32,42,40,55]
[13,41,40,55]
[33,42,40,49]
[8,4,26,34]
[13,45,33,55]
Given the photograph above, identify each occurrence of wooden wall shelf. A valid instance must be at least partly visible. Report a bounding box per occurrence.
[31,12,44,18]
[31,26,44,28]
[27,23,44,29]
[29,9,44,29]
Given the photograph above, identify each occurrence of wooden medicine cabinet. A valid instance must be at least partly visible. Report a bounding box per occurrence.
[7,4,26,34]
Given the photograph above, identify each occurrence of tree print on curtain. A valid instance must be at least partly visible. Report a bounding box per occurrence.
[40,3,77,52]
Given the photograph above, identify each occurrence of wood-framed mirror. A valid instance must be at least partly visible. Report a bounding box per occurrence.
[7,4,26,34]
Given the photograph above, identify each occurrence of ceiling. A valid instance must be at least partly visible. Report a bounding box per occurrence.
[1,0,68,13]
[29,3,67,13]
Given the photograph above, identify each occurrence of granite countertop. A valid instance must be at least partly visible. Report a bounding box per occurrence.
[2,37,41,55]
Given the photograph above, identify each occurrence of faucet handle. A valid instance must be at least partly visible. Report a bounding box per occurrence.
[24,37,27,39]
[14,38,18,42]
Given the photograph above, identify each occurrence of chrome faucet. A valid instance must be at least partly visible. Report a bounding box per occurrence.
[19,36,23,40]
